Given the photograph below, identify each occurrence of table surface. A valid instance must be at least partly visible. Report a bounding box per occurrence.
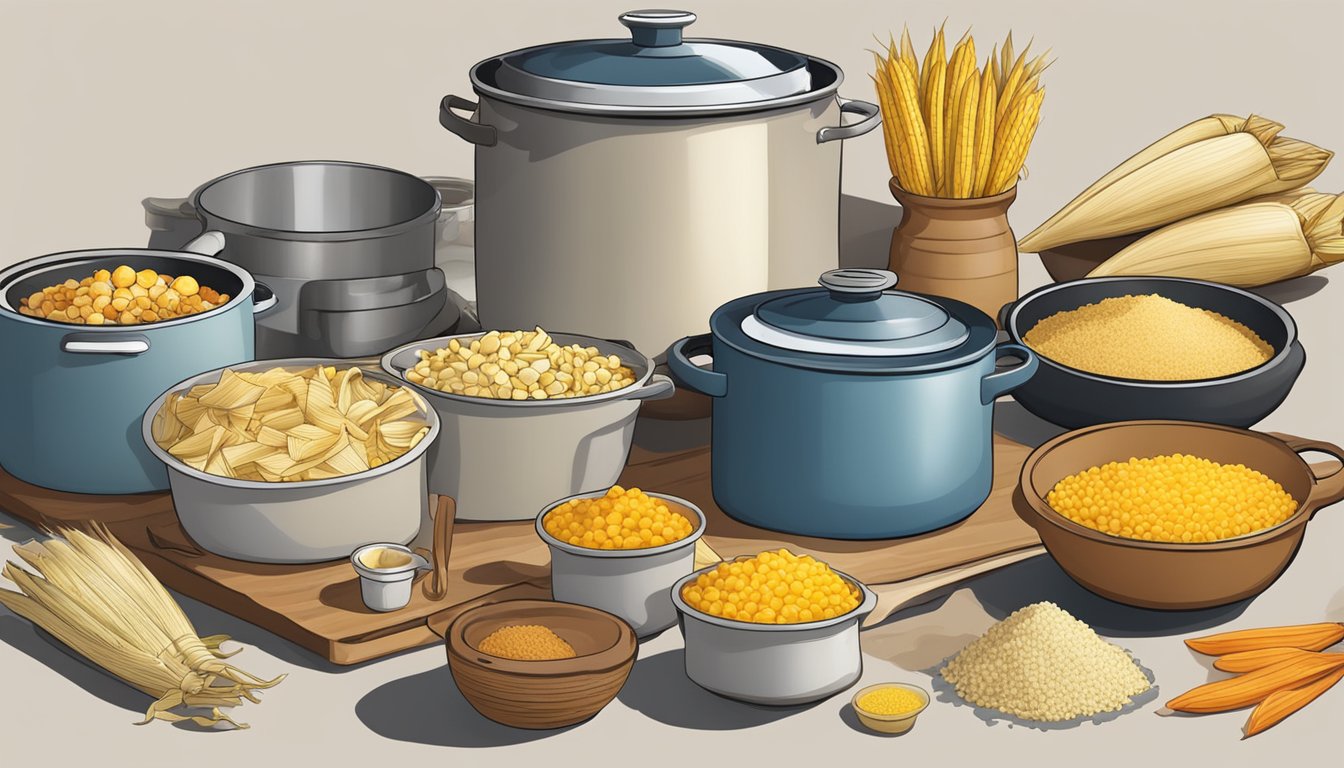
[2,198,1341,766]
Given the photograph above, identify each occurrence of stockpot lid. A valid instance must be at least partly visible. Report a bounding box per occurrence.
[486,10,814,110]
[741,269,971,357]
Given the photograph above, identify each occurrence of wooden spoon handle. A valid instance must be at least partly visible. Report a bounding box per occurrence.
[423,495,456,601]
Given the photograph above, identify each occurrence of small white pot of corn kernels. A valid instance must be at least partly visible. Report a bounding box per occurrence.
[671,567,878,706]
[536,490,707,638]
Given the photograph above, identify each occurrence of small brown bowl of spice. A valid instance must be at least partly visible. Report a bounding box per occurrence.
[445,599,637,730]
[851,683,930,734]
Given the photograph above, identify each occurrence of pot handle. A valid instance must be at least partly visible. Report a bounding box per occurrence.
[439,95,497,148]
[181,230,226,257]
[252,281,278,316]
[817,99,882,144]
[61,332,150,356]
[667,334,727,398]
[1275,435,1344,518]
[980,343,1038,404]
[997,298,1019,332]
[628,373,676,402]
[143,196,198,223]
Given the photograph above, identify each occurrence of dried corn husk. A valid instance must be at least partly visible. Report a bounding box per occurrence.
[1019,114,1332,252]
[0,525,283,727]
[1086,193,1344,287]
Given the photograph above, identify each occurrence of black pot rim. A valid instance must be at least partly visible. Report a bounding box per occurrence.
[0,247,256,332]
[1004,276,1299,388]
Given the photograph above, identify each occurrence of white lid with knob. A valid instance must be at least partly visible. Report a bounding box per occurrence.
[740,269,971,356]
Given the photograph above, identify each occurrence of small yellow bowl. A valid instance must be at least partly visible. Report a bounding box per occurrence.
[851,682,930,735]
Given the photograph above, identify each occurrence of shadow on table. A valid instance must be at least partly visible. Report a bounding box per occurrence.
[838,702,921,737]
[617,648,817,729]
[172,593,364,675]
[963,554,1250,637]
[840,194,900,270]
[1253,275,1329,305]
[0,615,147,715]
[356,664,575,747]
[993,400,1067,449]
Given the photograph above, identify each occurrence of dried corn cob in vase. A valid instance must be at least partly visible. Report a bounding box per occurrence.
[1018,115,1332,252]
[1085,191,1344,287]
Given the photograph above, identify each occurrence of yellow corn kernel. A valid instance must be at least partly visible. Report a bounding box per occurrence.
[111,265,136,288]
[171,275,199,296]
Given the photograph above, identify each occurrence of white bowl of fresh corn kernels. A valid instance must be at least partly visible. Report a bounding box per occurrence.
[671,555,877,706]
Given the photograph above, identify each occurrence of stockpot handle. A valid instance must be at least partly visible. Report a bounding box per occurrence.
[667,334,727,398]
[182,230,226,257]
[1272,435,1344,519]
[439,95,497,147]
[817,99,882,144]
[252,281,278,316]
[61,332,150,356]
[980,343,1038,404]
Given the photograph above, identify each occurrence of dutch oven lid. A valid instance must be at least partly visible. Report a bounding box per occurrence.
[490,10,812,109]
[742,269,970,356]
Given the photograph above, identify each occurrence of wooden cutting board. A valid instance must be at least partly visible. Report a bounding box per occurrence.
[0,426,1043,665]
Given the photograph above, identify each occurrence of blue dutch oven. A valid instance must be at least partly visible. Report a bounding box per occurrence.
[667,268,1038,540]
[0,232,273,494]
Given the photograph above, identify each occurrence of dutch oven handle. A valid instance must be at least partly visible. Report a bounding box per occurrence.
[998,298,1019,332]
[817,99,882,144]
[667,334,727,398]
[980,343,1038,404]
[61,332,150,356]
[1271,435,1344,519]
[439,95,497,147]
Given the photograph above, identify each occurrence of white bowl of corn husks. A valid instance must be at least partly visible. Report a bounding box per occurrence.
[142,358,439,564]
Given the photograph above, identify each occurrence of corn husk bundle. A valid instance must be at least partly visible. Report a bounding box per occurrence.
[1019,114,1332,252]
[1164,622,1344,738]
[0,525,284,727]
[872,26,1048,198]
[1086,189,1344,287]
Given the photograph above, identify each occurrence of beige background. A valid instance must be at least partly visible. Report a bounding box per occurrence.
[1,0,1343,765]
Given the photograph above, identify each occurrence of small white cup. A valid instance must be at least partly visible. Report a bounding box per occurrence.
[350,543,432,612]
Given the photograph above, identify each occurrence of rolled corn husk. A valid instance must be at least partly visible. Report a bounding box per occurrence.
[1019,115,1332,252]
[1085,192,1344,287]
[0,524,283,727]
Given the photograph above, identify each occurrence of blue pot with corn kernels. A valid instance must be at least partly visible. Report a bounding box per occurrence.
[667,268,1038,540]
[0,233,270,494]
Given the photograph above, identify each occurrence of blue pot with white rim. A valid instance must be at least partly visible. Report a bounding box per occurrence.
[0,232,274,494]
[667,268,1038,540]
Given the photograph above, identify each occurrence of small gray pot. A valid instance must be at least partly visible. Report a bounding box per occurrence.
[537,490,706,637]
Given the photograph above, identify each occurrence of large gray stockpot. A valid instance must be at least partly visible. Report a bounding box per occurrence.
[0,232,268,494]
[440,9,882,356]
[668,268,1038,539]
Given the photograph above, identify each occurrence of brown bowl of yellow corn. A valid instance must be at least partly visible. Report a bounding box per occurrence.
[1001,277,1304,429]
[1015,421,1344,610]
